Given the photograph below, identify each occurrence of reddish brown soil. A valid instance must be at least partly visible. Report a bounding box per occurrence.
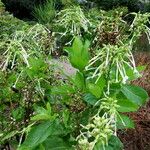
[118,52,150,150]
[118,100,150,150]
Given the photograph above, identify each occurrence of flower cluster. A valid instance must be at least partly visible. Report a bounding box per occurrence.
[86,44,140,84]
[55,6,91,44]
[78,95,119,150]
[130,12,150,43]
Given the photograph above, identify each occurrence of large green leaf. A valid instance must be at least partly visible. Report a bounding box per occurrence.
[19,121,66,150]
[64,37,90,71]
[117,114,135,129]
[40,136,74,150]
[121,84,148,106]
[74,71,85,90]
[117,99,139,112]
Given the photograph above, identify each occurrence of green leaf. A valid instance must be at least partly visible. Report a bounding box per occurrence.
[62,109,70,128]
[107,135,123,150]
[87,75,106,98]
[79,108,91,125]
[34,106,47,114]
[31,104,57,121]
[38,144,45,150]
[96,75,106,88]
[31,114,48,121]
[64,37,90,71]
[46,103,51,114]
[94,135,123,150]
[19,121,66,149]
[33,144,45,150]
[137,65,146,72]
[51,85,75,95]
[121,84,149,106]
[74,71,85,89]
[41,136,74,150]
[117,114,135,129]
[126,65,146,80]
[117,99,139,112]
[72,37,83,52]
[83,93,98,105]
[26,58,48,79]
[88,83,102,98]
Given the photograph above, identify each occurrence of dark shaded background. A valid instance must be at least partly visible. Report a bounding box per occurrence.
[1,0,148,20]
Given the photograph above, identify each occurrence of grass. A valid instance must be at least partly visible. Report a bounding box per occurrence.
[32,0,56,24]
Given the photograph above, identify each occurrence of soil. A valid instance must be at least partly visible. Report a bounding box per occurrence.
[118,100,150,150]
[118,52,150,150]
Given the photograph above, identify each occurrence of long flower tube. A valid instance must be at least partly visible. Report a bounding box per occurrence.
[55,6,92,45]
[86,44,139,84]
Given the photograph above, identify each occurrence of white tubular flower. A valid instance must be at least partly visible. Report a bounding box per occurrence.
[78,95,119,150]
[55,6,91,44]
[86,44,140,84]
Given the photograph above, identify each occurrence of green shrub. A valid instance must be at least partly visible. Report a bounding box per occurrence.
[0,8,55,148]
[32,0,56,24]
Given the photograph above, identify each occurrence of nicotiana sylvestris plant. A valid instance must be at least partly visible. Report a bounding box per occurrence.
[63,36,148,149]
[64,14,150,150]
